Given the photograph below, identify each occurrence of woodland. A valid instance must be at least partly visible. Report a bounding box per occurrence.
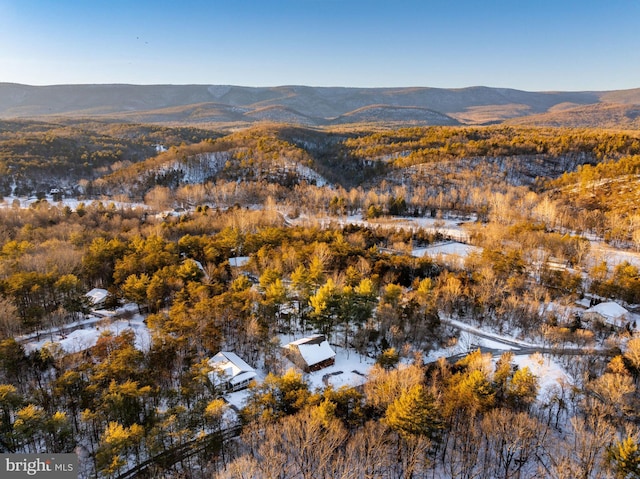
[1,119,640,478]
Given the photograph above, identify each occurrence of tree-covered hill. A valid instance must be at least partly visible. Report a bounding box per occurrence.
[506,103,640,129]
[3,83,640,127]
[93,123,640,193]
[0,119,220,196]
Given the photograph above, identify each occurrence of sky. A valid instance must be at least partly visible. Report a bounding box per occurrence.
[1,0,639,91]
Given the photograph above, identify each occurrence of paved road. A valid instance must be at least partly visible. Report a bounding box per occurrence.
[440,316,614,361]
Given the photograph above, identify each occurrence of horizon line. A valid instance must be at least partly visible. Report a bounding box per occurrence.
[3,81,638,94]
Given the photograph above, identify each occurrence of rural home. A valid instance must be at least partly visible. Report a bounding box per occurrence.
[583,301,630,329]
[208,351,257,392]
[283,335,336,372]
[85,288,108,309]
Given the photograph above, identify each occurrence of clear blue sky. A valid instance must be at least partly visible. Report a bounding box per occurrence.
[1,0,638,91]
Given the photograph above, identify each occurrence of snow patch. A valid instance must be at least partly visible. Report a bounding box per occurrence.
[512,353,568,401]
[23,313,151,354]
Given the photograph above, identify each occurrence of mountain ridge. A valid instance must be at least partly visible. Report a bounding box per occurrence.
[1,83,639,127]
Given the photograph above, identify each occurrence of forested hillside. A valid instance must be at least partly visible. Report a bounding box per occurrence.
[84,124,640,246]
[2,121,640,478]
[0,119,219,197]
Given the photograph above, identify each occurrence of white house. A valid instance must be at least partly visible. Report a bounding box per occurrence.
[583,301,630,328]
[283,335,336,372]
[86,288,108,308]
[208,352,257,392]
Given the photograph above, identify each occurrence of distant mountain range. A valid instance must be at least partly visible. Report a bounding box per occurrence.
[1,83,639,128]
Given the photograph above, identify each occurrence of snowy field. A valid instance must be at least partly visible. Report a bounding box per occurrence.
[412,241,482,268]
[360,215,472,242]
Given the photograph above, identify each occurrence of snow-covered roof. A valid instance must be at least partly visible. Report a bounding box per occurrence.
[285,335,336,367]
[86,288,108,305]
[208,352,257,386]
[586,301,629,319]
[585,301,629,326]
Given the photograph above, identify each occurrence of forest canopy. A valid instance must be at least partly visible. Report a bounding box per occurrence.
[2,121,640,477]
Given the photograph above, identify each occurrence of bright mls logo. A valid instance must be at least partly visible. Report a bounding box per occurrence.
[1,454,77,478]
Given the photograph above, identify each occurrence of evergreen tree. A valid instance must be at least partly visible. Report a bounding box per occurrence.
[608,433,640,479]
[385,384,442,442]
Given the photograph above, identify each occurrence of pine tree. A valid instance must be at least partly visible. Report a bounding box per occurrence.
[507,366,539,411]
[384,384,442,441]
[608,433,640,479]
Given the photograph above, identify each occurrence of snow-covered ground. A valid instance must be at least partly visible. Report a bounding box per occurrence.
[412,241,480,258]
[436,330,518,360]
[513,353,568,401]
[590,241,640,269]
[0,195,148,211]
[229,256,250,268]
[412,241,481,268]
[444,318,539,349]
[223,389,252,411]
[23,309,151,354]
[287,212,472,242]
[289,162,329,187]
[425,320,570,402]
[277,333,376,391]
[307,347,376,391]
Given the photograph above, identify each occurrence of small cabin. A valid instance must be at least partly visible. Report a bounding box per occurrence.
[283,335,336,372]
[86,288,109,309]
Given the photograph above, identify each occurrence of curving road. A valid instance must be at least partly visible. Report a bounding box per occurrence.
[439,316,615,362]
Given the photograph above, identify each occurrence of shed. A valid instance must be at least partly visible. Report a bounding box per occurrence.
[284,335,336,372]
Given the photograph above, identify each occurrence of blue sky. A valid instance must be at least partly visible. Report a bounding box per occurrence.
[1,0,638,91]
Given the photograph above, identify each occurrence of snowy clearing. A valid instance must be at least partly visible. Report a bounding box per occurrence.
[23,311,151,354]
[512,353,569,401]
[287,212,472,242]
[412,241,480,258]
[309,347,376,390]
[590,241,640,269]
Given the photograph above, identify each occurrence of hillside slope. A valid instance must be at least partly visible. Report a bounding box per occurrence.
[506,103,640,129]
[2,83,639,127]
